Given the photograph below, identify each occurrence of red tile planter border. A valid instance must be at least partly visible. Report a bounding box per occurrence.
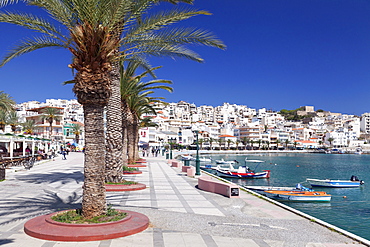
[24,210,149,242]
[127,164,146,168]
[123,170,143,175]
[105,183,147,192]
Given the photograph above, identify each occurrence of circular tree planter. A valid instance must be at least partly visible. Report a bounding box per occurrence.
[24,210,149,241]
[105,183,146,192]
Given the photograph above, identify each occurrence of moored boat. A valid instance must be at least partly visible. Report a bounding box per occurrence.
[215,158,237,164]
[307,176,364,188]
[264,190,331,202]
[215,164,270,179]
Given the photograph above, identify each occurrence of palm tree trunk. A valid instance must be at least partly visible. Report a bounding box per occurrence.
[126,109,136,164]
[133,116,140,160]
[105,63,124,183]
[49,121,53,139]
[121,101,129,168]
[82,104,106,218]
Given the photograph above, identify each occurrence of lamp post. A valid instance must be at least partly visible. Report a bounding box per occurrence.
[195,130,200,175]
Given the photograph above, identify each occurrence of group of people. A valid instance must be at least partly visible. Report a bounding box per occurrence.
[142,147,161,157]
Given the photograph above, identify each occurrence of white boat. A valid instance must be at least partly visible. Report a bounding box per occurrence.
[215,158,237,164]
[181,155,195,161]
[307,176,364,188]
[198,157,212,162]
[215,164,270,179]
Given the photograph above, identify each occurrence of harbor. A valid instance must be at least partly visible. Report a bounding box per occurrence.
[182,151,370,242]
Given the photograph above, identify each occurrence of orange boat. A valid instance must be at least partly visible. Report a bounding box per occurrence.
[264,190,331,202]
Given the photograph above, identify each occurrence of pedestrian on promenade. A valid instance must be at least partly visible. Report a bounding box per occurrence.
[61,149,67,160]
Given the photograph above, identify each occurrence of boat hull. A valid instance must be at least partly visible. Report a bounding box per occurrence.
[307,179,362,188]
[264,190,331,202]
[216,170,270,179]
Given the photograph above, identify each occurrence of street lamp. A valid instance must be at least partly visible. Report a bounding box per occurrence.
[194,130,200,175]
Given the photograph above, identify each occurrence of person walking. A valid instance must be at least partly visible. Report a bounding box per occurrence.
[61,149,67,160]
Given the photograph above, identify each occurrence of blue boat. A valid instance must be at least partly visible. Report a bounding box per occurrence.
[307,176,364,188]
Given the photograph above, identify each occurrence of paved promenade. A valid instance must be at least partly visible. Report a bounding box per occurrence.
[0,152,368,246]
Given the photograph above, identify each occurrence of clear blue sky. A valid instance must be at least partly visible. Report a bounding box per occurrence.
[1,0,370,115]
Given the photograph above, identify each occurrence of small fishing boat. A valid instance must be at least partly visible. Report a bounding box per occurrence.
[245,183,310,196]
[263,190,331,202]
[215,164,270,178]
[307,176,364,188]
[198,157,212,162]
[181,155,195,161]
[215,158,237,164]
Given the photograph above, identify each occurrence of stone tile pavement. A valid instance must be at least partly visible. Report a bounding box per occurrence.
[0,152,368,246]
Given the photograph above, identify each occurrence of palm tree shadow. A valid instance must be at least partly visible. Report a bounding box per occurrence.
[0,188,82,226]
[13,170,84,185]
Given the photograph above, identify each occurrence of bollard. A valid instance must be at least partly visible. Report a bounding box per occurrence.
[187,166,195,177]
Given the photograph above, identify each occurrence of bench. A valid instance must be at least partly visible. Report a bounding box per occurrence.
[198,176,239,198]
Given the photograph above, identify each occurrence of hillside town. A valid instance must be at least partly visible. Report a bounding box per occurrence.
[5,99,370,153]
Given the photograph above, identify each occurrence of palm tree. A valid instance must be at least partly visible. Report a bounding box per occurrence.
[104,1,225,182]
[22,120,36,135]
[0,0,126,218]
[235,139,240,150]
[217,138,223,150]
[71,123,83,144]
[7,111,19,132]
[0,110,6,132]
[0,91,15,112]
[208,137,214,150]
[328,137,334,147]
[226,139,233,150]
[40,107,62,139]
[121,61,173,164]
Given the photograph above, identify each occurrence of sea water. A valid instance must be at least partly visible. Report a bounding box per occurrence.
[201,153,370,241]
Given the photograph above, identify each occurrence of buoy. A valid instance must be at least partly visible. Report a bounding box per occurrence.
[343,196,347,199]
[296,165,300,167]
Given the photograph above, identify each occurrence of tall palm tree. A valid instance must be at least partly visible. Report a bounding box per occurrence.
[22,120,36,135]
[71,123,83,144]
[121,61,173,164]
[104,0,225,182]
[40,107,62,139]
[0,0,125,218]
[7,111,19,132]
[0,110,7,132]
[0,91,15,112]
[208,137,214,150]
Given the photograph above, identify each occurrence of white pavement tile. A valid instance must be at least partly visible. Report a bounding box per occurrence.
[186,200,215,207]
[212,235,259,247]
[264,239,285,247]
[163,232,207,247]
[157,200,183,207]
[160,207,187,213]
[192,207,225,216]
[111,229,153,247]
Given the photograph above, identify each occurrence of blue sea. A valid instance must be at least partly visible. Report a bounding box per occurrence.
[199,153,370,241]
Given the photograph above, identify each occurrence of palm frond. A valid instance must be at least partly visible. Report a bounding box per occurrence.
[128,7,211,35]
[0,36,64,67]
[0,11,67,39]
